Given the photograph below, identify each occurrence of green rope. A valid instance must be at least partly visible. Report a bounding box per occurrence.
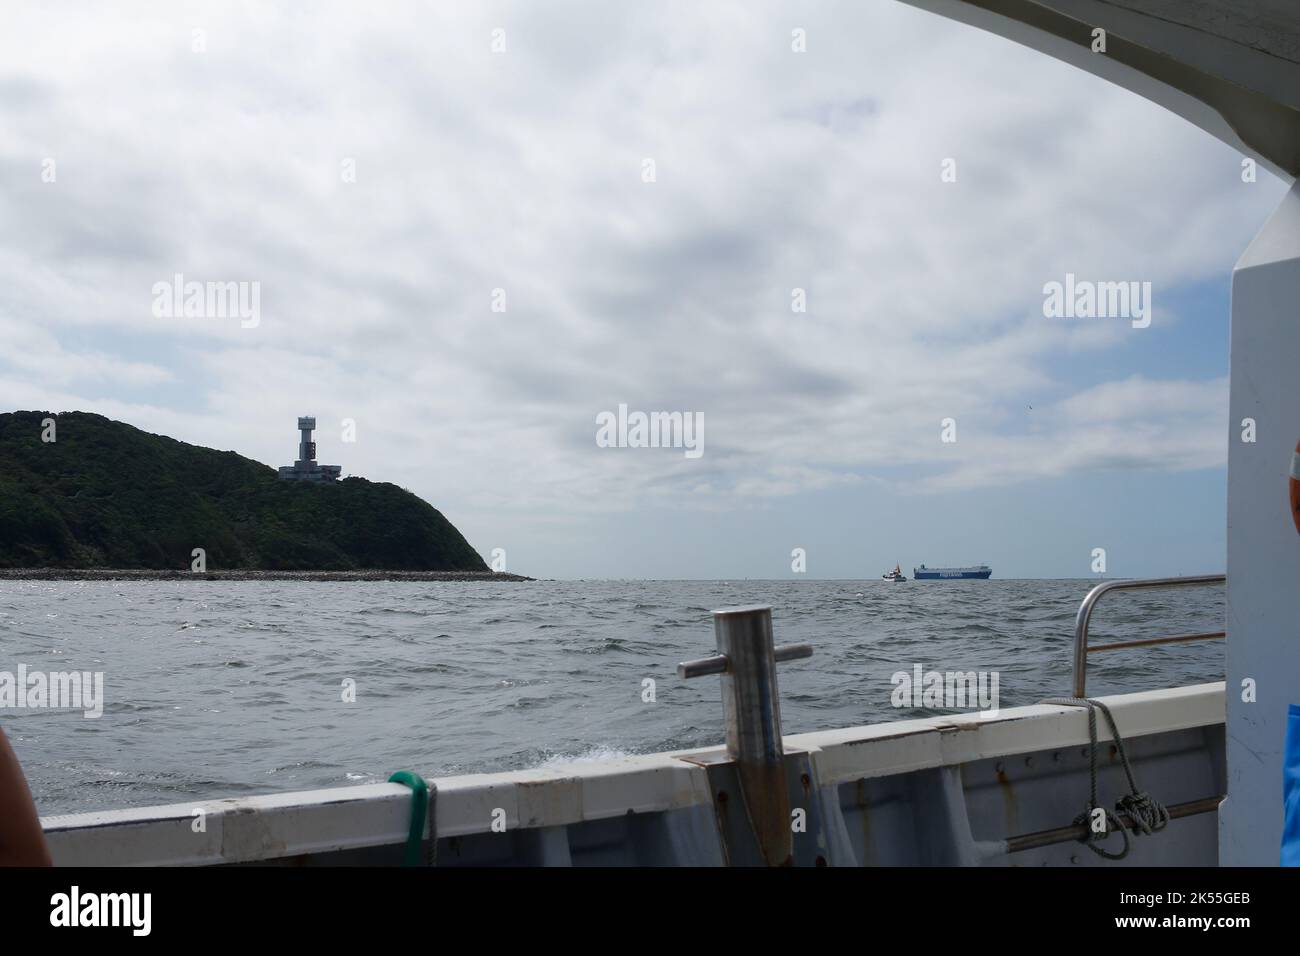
[388,770,429,867]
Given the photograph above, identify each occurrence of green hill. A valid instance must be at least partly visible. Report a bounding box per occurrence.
[0,411,489,572]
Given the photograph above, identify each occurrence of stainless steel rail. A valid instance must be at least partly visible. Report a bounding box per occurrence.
[1006,796,1222,854]
[1072,575,1225,697]
[677,605,812,866]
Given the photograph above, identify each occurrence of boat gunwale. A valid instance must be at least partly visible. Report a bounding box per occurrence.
[39,681,1226,866]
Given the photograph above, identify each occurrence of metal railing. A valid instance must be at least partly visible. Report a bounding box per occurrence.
[678,605,812,866]
[1072,574,1225,697]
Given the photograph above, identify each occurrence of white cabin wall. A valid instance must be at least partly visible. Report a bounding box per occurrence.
[1222,182,1300,865]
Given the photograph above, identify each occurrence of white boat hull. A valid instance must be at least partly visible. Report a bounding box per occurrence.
[41,683,1224,866]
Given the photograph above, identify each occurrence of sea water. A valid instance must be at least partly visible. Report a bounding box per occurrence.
[0,578,1224,815]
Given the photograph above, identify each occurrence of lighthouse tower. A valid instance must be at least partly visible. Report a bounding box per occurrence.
[277,416,342,482]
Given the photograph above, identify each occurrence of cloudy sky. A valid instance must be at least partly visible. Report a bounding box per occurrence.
[0,2,1288,579]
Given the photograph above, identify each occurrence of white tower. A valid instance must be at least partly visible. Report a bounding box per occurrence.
[278,416,342,482]
[296,416,318,468]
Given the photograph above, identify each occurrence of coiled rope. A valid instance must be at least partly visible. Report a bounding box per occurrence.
[388,770,438,867]
[1040,696,1171,860]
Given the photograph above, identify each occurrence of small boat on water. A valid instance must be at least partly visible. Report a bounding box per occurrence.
[882,564,907,582]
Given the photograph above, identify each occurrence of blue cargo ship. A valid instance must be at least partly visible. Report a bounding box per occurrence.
[913,564,992,580]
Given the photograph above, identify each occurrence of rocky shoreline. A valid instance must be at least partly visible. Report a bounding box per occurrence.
[0,569,534,582]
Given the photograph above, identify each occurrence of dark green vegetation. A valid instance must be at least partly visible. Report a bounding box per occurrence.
[0,411,489,571]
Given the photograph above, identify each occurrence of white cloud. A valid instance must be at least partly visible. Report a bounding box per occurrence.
[913,376,1229,491]
[0,1,1286,573]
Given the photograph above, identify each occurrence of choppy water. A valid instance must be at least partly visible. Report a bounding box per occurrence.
[0,578,1224,816]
